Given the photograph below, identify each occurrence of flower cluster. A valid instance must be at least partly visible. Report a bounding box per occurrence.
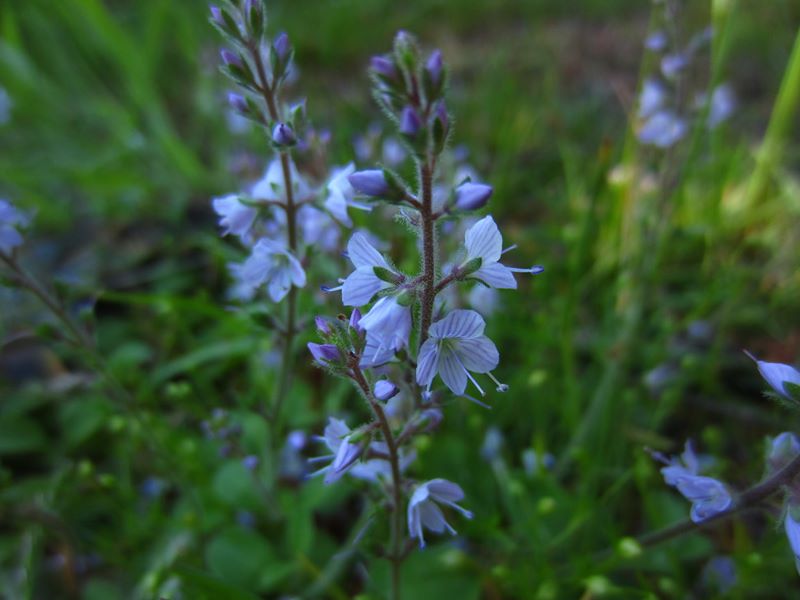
[637,18,734,148]
[209,1,369,304]
[654,353,800,574]
[307,31,543,561]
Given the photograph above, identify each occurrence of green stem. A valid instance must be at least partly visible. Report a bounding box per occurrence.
[351,363,404,600]
[418,162,435,347]
[250,41,299,424]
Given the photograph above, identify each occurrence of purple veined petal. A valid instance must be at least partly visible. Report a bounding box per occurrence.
[471,262,518,289]
[455,336,500,373]
[342,268,390,307]
[429,309,486,341]
[415,339,439,387]
[438,348,468,395]
[785,511,800,557]
[417,500,454,535]
[347,232,390,269]
[359,297,411,350]
[464,215,503,264]
[661,464,693,486]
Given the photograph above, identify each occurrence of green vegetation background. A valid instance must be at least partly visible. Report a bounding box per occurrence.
[1,0,800,597]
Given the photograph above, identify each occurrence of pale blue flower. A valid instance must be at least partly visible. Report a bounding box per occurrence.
[645,31,668,52]
[416,309,504,396]
[638,78,666,119]
[656,441,732,523]
[240,239,306,302]
[638,110,687,148]
[251,158,311,202]
[707,84,735,128]
[745,351,800,400]
[348,170,390,197]
[324,163,372,227]
[212,194,257,239]
[360,331,399,368]
[661,53,688,79]
[334,233,401,306]
[407,478,473,548]
[461,215,543,289]
[0,199,28,255]
[359,296,412,354]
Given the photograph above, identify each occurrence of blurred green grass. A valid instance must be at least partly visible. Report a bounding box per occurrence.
[1,0,800,597]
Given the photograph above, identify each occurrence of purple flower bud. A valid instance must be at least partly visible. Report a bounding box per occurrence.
[454,182,493,211]
[308,342,340,366]
[370,55,397,80]
[272,122,296,146]
[209,5,225,26]
[374,379,399,401]
[425,50,443,86]
[349,308,363,333]
[220,49,242,69]
[348,170,390,197]
[273,32,291,61]
[399,106,422,137]
[227,92,248,114]
[434,100,449,128]
[768,432,800,471]
[242,455,259,470]
[315,316,332,335]
[418,407,443,431]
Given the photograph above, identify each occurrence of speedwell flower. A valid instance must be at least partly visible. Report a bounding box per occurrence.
[407,478,473,548]
[324,163,372,227]
[335,233,402,307]
[416,309,504,396]
[239,239,306,302]
[359,296,412,355]
[461,215,543,289]
[655,441,732,523]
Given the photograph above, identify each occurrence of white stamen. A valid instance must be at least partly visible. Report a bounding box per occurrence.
[488,372,508,392]
[501,244,518,255]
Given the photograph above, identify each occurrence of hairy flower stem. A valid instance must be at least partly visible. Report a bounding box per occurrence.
[351,362,404,600]
[418,161,436,347]
[250,42,299,424]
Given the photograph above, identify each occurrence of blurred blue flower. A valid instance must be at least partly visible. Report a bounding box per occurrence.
[237,239,306,302]
[212,194,256,239]
[0,199,29,255]
[407,479,473,548]
[745,351,800,400]
[655,441,732,523]
[638,110,687,148]
[768,432,800,472]
[785,507,800,575]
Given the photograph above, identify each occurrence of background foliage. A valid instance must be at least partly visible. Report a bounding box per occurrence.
[1,0,800,597]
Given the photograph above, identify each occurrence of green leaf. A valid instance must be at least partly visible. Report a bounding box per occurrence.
[59,397,110,448]
[212,461,260,509]
[204,527,275,590]
[0,415,46,454]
